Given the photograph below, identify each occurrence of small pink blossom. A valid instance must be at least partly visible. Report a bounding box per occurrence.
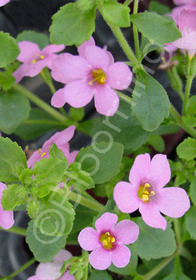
[78,212,139,270]
[13,41,65,83]
[51,37,132,116]
[28,249,74,280]
[0,182,14,229]
[27,125,76,168]
[170,9,196,57]
[0,0,9,6]
[113,153,190,231]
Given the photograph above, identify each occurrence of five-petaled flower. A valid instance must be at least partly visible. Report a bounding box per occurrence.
[0,182,14,229]
[28,249,74,280]
[27,125,77,168]
[13,41,65,83]
[78,212,139,270]
[113,153,190,230]
[51,37,132,116]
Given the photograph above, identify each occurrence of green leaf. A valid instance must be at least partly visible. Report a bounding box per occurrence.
[71,205,96,234]
[0,71,16,90]
[33,157,68,187]
[76,0,96,11]
[187,95,196,115]
[49,143,67,161]
[163,272,191,280]
[76,142,124,184]
[0,137,27,182]
[14,108,62,141]
[190,177,196,205]
[185,206,196,240]
[0,88,30,134]
[50,3,95,46]
[109,248,138,275]
[149,1,171,15]
[69,107,85,121]
[147,134,165,152]
[132,218,176,260]
[66,162,95,190]
[1,184,27,211]
[0,32,20,67]
[130,12,181,45]
[132,70,170,131]
[26,220,67,263]
[177,137,196,160]
[79,100,149,154]
[89,270,112,280]
[101,2,130,27]
[16,31,49,49]
[34,189,75,237]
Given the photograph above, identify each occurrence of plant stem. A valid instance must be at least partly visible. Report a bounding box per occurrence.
[169,104,196,138]
[67,191,104,213]
[133,0,140,59]
[180,246,194,262]
[13,84,73,125]
[117,91,132,105]
[143,249,179,280]
[108,23,139,65]
[0,226,26,236]
[123,0,133,5]
[182,73,193,115]
[0,258,36,280]
[174,219,181,247]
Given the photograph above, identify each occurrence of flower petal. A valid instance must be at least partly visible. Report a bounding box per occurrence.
[60,54,89,82]
[36,262,62,280]
[51,53,73,83]
[64,80,94,108]
[139,203,167,230]
[17,41,40,63]
[113,219,139,245]
[27,151,42,168]
[60,271,75,280]
[78,37,95,57]
[42,44,65,55]
[107,62,132,90]
[85,46,111,69]
[43,126,75,149]
[0,207,14,229]
[148,154,171,189]
[111,244,131,268]
[95,212,118,232]
[53,249,72,264]
[94,86,119,116]
[89,247,112,270]
[158,187,190,218]
[129,153,151,186]
[78,227,99,251]
[68,150,78,165]
[51,88,66,108]
[113,182,139,213]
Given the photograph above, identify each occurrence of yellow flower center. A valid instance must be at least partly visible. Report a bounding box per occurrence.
[38,148,47,157]
[138,183,155,203]
[32,54,45,64]
[99,231,116,250]
[89,69,107,85]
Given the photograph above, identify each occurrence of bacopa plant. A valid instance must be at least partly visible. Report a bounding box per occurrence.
[0,0,195,280]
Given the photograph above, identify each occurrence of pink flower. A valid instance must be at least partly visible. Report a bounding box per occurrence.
[0,182,14,229]
[51,37,132,116]
[0,0,9,6]
[171,0,196,24]
[28,249,74,280]
[170,9,196,57]
[13,41,65,83]
[113,154,190,230]
[78,212,139,270]
[27,125,76,168]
